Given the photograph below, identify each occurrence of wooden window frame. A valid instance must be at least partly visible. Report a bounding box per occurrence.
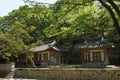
[42,51,49,62]
[90,50,105,63]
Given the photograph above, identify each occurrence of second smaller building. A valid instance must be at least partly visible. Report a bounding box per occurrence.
[76,36,113,67]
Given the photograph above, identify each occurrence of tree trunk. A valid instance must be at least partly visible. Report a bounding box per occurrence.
[28,58,36,68]
[98,0,120,37]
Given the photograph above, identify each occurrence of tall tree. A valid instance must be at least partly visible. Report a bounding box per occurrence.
[5,4,53,43]
[0,20,35,61]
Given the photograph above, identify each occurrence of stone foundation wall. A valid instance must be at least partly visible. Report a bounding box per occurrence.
[0,62,15,71]
[0,62,15,78]
[14,68,120,80]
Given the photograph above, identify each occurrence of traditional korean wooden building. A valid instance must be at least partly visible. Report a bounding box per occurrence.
[76,36,113,67]
[30,41,68,66]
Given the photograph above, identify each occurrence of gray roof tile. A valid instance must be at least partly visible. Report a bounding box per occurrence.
[30,41,68,52]
[76,36,113,48]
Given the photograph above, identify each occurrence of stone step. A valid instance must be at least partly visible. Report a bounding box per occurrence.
[5,71,15,78]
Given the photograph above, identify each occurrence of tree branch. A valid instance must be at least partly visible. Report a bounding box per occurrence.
[107,0,120,17]
[98,0,120,37]
[58,5,77,21]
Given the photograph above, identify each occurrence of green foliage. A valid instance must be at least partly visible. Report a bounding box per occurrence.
[45,1,113,42]
[0,20,35,61]
[6,5,53,42]
[0,0,120,63]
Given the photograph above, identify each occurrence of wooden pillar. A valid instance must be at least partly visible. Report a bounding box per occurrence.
[37,52,40,61]
[101,52,105,62]
[90,52,93,62]
[82,50,84,64]
[49,50,53,65]
[88,52,90,62]
[48,52,50,61]
[105,48,109,64]
[59,52,62,64]
[41,53,43,61]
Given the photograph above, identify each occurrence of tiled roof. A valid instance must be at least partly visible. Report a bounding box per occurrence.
[30,41,68,52]
[53,46,68,51]
[76,36,113,48]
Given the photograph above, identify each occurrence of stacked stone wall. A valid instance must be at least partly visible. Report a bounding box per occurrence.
[14,68,120,80]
